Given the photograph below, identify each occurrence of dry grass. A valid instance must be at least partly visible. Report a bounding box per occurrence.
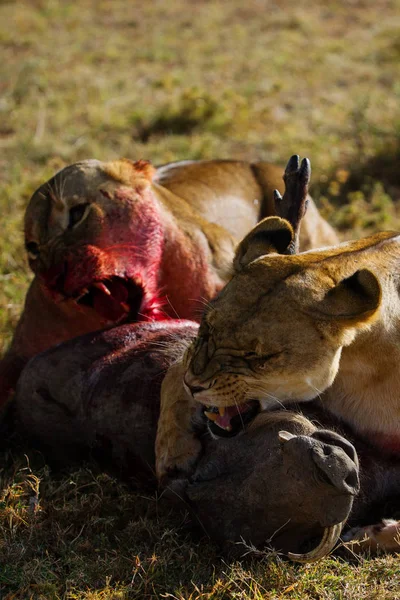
[1,0,400,597]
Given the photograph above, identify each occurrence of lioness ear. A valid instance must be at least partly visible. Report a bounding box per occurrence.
[103,158,156,188]
[317,269,381,323]
[233,217,294,272]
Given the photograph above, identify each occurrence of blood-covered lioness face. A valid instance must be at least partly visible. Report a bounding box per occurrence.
[184,218,382,434]
[24,158,165,325]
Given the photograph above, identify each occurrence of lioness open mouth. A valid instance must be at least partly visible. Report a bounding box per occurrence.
[74,276,144,323]
[203,400,260,438]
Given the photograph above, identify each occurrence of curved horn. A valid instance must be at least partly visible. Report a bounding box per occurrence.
[274,155,311,254]
[287,522,344,563]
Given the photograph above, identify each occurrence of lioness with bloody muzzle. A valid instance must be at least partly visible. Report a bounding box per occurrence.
[0,157,336,407]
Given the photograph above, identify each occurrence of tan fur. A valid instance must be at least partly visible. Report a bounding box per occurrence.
[102,158,156,188]
[155,216,400,480]
[156,360,202,482]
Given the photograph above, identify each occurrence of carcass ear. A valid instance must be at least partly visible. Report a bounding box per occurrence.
[316,269,381,324]
[233,217,294,272]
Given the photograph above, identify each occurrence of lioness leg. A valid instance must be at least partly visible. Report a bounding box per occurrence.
[155,361,201,484]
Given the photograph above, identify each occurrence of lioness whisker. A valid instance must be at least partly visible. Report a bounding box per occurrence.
[195,297,214,311]
[59,173,67,207]
[233,396,246,431]
[246,385,287,411]
[307,382,324,402]
[53,174,64,207]
[164,295,181,320]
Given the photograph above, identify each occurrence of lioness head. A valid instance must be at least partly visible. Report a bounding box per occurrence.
[184,217,385,435]
[24,158,164,324]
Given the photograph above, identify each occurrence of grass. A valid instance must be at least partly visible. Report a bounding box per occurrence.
[1,0,400,597]
[2,453,400,600]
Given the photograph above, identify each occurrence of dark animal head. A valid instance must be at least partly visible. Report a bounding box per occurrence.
[166,409,359,561]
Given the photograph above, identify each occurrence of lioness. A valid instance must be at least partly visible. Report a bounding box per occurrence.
[0,157,336,407]
[181,224,396,445]
[156,214,400,548]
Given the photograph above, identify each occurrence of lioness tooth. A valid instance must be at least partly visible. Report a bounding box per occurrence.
[76,288,89,301]
[204,411,218,422]
[93,282,111,296]
[121,302,130,312]
[218,406,225,416]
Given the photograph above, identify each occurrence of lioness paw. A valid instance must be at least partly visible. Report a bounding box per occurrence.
[343,519,400,553]
[156,435,202,486]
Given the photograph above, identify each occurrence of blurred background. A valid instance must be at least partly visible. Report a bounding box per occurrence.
[1,0,400,343]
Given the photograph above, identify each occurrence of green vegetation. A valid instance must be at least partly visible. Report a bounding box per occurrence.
[1,0,400,597]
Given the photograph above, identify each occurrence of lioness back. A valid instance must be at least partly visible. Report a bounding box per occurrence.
[155,159,338,249]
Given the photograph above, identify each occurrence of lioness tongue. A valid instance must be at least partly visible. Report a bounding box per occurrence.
[209,404,250,430]
[92,279,129,322]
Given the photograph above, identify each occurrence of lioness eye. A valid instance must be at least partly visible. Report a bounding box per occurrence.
[26,241,40,259]
[253,351,282,370]
[68,203,89,229]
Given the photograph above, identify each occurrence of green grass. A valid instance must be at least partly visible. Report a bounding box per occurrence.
[1,0,400,597]
[2,454,400,600]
